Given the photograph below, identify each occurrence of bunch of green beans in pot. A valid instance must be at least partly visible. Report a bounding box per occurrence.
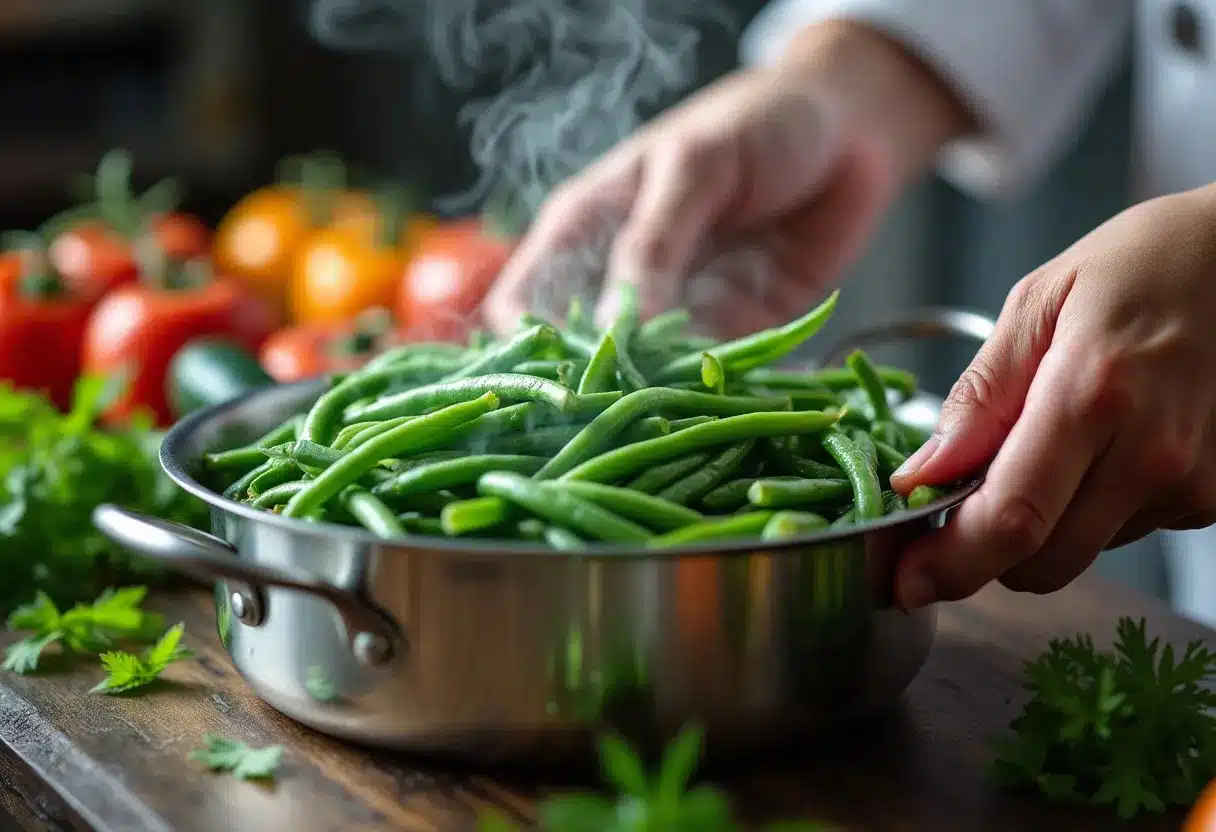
[200,288,959,548]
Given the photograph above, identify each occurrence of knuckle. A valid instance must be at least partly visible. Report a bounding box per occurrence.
[616,224,675,275]
[1137,436,1198,486]
[999,564,1073,596]
[989,493,1052,557]
[1073,352,1137,422]
[661,133,717,173]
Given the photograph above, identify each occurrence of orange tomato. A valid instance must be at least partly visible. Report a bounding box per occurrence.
[396,217,515,342]
[1185,778,1216,832]
[289,211,432,325]
[212,185,374,316]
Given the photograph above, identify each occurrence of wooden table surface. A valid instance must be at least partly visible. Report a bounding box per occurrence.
[0,574,1204,832]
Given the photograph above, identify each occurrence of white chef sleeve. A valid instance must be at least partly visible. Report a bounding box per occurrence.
[740,0,1134,200]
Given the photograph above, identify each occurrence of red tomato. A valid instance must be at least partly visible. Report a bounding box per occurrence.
[260,318,397,384]
[396,218,514,342]
[82,271,275,426]
[0,254,91,411]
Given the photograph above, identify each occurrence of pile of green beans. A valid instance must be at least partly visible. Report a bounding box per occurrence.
[201,289,957,548]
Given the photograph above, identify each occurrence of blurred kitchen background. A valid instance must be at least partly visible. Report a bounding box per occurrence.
[0,2,1167,604]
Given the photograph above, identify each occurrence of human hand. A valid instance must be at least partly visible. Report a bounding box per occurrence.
[482,22,970,337]
[891,184,1216,609]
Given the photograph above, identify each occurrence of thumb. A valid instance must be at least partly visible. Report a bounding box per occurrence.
[891,277,1067,491]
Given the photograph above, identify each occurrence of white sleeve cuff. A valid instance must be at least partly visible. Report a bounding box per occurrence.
[740,0,1132,200]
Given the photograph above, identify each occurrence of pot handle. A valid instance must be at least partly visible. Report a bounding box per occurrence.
[818,306,995,365]
[92,504,401,666]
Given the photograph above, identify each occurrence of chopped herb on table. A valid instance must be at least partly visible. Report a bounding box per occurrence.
[190,734,284,781]
[990,616,1216,820]
[2,586,164,674]
[0,376,207,614]
[91,622,192,694]
[478,724,831,831]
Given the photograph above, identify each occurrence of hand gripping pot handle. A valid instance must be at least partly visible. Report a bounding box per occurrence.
[92,504,401,667]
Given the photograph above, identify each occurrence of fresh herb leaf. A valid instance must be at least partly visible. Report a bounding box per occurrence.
[480,725,832,831]
[90,622,192,694]
[0,377,207,614]
[190,734,284,781]
[990,616,1216,820]
[2,587,164,674]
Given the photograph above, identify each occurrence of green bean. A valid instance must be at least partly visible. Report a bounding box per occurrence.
[345,373,577,423]
[513,359,588,380]
[543,525,586,550]
[895,422,931,452]
[747,478,852,509]
[652,291,838,382]
[372,455,547,497]
[384,451,467,473]
[568,391,624,419]
[637,309,691,342]
[872,439,907,478]
[557,361,583,389]
[535,388,790,480]
[658,441,754,506]
[606,285,648,391]
[203,416,300,474]
[701,352,726,394]
[440,496,512,536]
[283,394,499,518]
[850,430,879,475]
[203,445,268,477]
[821,430,883,521]
[747,387,842,411]
[301,357,468,444]
[558,482,703,531]
[439,324,557,381]
[566,296,594,336]
[248,459,301,496]
[744,365,917,396]
[401,491,461,516]
[650,512,774,547]
[871,420,901,449]
[399,513,446,535]
[251,480,310,508]
[845,349,893,423]
[577,333,618,395]
[516,518,547,540]
[331,420,379,451]
[263,440,346,473]
[700,478,757,512]
[626,452,713,494]
[480,424,584,456]
[761,511,829,540]
[561,410,840,484]
[883,491,908,515]
[341,487,407,538]
[907,485,947,510]
[669,416,716,432]
[559,329,598,359]
[361,343,468,373]
[477,472,650,543]
[222,458,278,500]
[788,457,845,480]
[831,507,855,528]
[824,406,870,431]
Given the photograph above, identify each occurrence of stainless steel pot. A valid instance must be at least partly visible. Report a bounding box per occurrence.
[93,308,992,762]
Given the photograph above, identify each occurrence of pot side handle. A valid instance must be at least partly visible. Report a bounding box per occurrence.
[92,504,401,667]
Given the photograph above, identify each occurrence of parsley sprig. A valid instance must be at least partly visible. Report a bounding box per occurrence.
[2,587,164,674]
[990,616,1216,819]
[190,735,284,781]
[90,622,193,694]
[479,725,830,831]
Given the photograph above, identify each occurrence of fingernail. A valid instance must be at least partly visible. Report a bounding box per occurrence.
[892,435,940,479]
[898,569,938,612]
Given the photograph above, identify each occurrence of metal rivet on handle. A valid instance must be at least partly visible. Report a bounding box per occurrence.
[230,591,264,626]
[352,631,393,666]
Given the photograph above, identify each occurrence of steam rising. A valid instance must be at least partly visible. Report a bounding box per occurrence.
[311,0,743,325]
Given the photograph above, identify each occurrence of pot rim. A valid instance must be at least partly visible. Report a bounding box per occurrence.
[161,378,981,561]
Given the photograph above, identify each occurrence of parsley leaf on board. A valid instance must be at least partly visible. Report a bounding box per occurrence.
[90,622,193,694]
[477,724,832,831]
[2,586,164,674]
[190,735,284,781]
[990,616,1216,820]
[0,377,207,615]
